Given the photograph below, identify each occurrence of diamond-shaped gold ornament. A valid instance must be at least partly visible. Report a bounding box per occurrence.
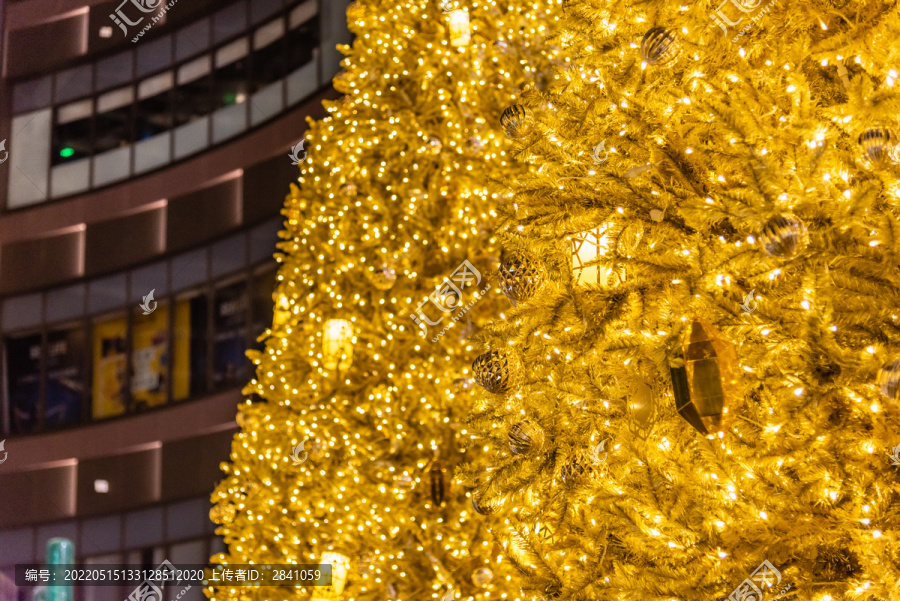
[672,316,742,435]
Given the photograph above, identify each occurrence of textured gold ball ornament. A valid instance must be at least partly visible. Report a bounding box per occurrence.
[500,104,534,139]
[426,135,442,155]
[472,567,493,587]
[366,262,397,291]
[509,420,544,455]
[561,459,586,488]
[877,358,900,401]
[759,214,809,258]
[341,182,358,198]
[473,350,524,394]
[471,493,497,515]
[640,27,681,66]
[858,127,897,169]
[499,251,545,304]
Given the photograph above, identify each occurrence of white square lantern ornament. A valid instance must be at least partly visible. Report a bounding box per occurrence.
[312,551,351,601]
[448,9,471,47]
[322,319,354,372]
[570,222,623,286]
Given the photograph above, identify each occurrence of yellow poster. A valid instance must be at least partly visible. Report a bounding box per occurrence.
[131,304,169,409]
[172,299,191,401]
[92,316,128,419]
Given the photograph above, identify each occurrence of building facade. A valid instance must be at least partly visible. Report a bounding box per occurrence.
[0,0,349,598]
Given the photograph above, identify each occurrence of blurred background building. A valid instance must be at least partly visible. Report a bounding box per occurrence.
[0,0,349,598]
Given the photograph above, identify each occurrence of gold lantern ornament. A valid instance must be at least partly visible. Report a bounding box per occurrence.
[670,316,742,436]
[322,319,354,372]
[312,551,351,601]
[570,223,623,286]
[448,9,470,47]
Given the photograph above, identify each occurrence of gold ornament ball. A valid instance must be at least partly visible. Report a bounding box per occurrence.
[509,420,544,455]
[210,503,236,525]
[472,567,493,587]
[561,459,585,488]
[367,263,397,291]
[877,358,900,401]
[473,350,524,394]
[858,127,897,169]
[760,214,809,258]
[471,494,496,515]
[427,135,442,154]
[341,182,358,198]
[500,104,534,139]
[640,27,680,66]
[499,251,545,304]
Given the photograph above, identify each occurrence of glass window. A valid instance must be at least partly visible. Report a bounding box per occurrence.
[53,102,92,166]
[214,42,249,111]
[5,333,43,434]
[212,280,249,390]
[251,37,284,92]
[95,105,133,155]
[136,90,174,141]
[286,15,319,73]
[137,73,175,141]
[45,326,87,429]
[251,268,278,350]
[174,74,213,127]
[173,293,208,401]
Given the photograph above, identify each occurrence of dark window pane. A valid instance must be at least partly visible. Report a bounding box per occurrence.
[53,115,92,166]
[213,59,249,110]
[174,75,213,126]
[95,106,133,154]
[136,91,174,141]
[212,281,248,390]
[252,39,284,92]
[46,327,87,429]
[6,333,43,434]
[286,16,319,73]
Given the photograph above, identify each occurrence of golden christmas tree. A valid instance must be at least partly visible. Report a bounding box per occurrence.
[207,0,563,599]
[459,0,900,599]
